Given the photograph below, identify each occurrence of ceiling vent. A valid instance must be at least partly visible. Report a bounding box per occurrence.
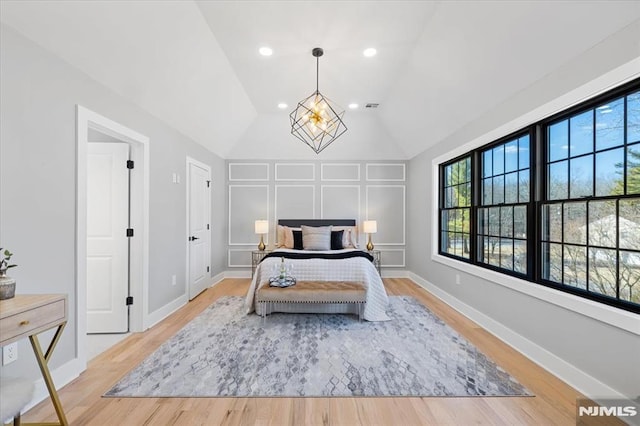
[365,103,379,109]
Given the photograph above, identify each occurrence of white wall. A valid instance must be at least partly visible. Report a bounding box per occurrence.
[225,160,407,272]
[407,21,640,399]
[0,24,226,383]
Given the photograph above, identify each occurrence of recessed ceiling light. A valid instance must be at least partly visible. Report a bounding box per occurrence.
[348,103,359,109]
[278,103,288,109]
[259,46,273,56]
[363,48,377,57]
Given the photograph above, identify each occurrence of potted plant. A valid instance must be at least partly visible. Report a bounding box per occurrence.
[0,248,17,300]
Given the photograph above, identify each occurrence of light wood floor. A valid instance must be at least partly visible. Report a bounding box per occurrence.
[24,278,588,425]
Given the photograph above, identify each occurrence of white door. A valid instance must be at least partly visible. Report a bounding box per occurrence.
[87,142,130,333]
[187,159,211,300]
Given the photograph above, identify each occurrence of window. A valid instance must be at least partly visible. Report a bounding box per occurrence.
[542,89,640,306]
[438,78,640,313]
[478,134,530,274]
[440,157,471,260]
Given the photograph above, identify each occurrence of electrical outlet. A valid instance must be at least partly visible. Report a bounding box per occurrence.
[171,275,177,286]
[455,274,461,285]
[2,342,18,365]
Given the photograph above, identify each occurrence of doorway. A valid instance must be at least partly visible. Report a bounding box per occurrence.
[186,157,212,300]
[76,105,149,367]
[86,141,130,333]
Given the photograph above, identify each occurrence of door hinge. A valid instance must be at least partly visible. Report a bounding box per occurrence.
[207,224,210,230]
[126,228,134,237]
[206,180,210,188]
[126,296,134,305]
[126,160,134,169]
[207,266,210,273]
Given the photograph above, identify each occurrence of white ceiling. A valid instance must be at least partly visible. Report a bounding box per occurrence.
[2,1,639,159]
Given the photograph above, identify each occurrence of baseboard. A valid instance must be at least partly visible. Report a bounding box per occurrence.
[22,356,84,416]
[144,273,230,330]
[147,294,188,329]
[407,271,627,400]
[381,269,410,278]
[210,272,225,286]
[224,270,251,278]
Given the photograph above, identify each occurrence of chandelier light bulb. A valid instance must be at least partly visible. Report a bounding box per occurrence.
[259,46,273,56]
[363,47,377,57]
[289,47,347,154]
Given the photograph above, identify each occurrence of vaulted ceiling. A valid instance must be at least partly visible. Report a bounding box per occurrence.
[2,1,639,159]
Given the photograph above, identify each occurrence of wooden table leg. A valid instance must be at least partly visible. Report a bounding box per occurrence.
[28,322,68,426]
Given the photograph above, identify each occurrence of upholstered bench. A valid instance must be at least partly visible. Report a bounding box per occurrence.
[255,280,366,320]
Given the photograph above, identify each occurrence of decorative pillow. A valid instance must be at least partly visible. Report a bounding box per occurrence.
[301,225,332,250]
[349,227,360,248]
[330,230,344,250]
[282,226,301,248]
[292,230,304,250]
[333,226,359,248]
[276,225,287,247]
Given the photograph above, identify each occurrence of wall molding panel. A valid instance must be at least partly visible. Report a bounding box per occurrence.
[228,249,253,268]
[366,185,406,245]
[366,163,406,181]
[320,185,361,221]
[321,163,361,181]
[378,249,406,267]
[228,185,269,245]
[275,185,316,221]
[228,162,269,181]
[275,163,315,181]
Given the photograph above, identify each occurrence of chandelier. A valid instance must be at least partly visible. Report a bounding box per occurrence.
[290,48,347,154]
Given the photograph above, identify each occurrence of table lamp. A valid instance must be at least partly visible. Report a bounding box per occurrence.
[255,220,268,251]
[363,220,377,251]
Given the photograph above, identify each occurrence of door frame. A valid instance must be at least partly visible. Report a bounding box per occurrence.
[76,105,150,367]
[186,156,212,300]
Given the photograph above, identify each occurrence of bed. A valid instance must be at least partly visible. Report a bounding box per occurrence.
[244,219,390,321]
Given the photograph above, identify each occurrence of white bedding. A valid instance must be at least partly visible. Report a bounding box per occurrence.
[244,248,390,321]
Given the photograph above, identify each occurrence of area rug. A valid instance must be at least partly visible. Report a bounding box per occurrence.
[105,296,531,397]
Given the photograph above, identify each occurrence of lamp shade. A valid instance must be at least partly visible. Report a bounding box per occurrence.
[254,220,269,234]
[363,220,377,234]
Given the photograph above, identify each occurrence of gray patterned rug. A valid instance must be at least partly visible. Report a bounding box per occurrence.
[105,296,531,397]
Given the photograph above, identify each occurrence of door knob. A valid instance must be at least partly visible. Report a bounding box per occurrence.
[189,236,200,241]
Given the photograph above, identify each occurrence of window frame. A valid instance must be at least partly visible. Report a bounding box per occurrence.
[475,130,534,278]
[438,155,474,263]
[437,77,640,315]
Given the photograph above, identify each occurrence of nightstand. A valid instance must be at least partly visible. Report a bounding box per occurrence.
[367,250,381,275]
[251,250,272,277]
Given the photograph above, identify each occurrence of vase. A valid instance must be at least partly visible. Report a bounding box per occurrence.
[0,272,16,300]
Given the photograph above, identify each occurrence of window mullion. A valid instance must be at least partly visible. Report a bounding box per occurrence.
[471,151,482,265]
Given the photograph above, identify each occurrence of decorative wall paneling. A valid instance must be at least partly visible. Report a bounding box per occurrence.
[227,161,407,270]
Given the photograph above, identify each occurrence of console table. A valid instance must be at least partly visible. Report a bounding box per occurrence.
[0,294,69,425]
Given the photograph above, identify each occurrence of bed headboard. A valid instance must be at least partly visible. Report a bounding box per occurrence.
[277,219,356,227]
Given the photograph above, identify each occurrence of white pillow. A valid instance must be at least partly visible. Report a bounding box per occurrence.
[301,225,332,250]
[333,226,359,248]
